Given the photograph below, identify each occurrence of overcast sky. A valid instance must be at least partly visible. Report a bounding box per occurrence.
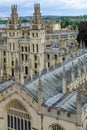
[0,0,87,17]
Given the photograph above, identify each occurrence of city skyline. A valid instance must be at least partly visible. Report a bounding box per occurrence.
[0,0,87,17]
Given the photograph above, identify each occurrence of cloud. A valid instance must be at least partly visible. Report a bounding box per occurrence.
[0,0,87,17]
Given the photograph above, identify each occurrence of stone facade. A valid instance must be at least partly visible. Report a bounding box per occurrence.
[0,83,82,130]
[0,3,86,130]
[0,4,79,82]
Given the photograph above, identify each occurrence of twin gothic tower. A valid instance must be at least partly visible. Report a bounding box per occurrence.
[6,4,45,81]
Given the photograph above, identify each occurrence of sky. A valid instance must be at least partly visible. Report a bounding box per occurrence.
[0,0,87,17]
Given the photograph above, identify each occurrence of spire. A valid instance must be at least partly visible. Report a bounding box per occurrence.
[78,59,81,79]
[71,62,75,81]
[29,58,33,81]
[80,40,83,49]
[38,55,41,76]
[0,65,3,79]
[62,66,66,93]
[20,64,24,84]
[84,56,86,73]
[15,58,19,70]
[83,41,85,50]
[14,58,19,83]
[46,55,49,73]
[38,78,43,111]
[76,86,82,126]
[52,54,55,69]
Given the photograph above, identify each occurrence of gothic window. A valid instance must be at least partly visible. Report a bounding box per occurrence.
[55,55,57,60]
[12,61,14,66]
[32,44,34,52]
[32,33,34,37]
[51,124,64,130]
[25,66,28,75]
[13,32,15,37]
[7,102,31,130]
[25,54,28,61]
[12,69,14,77]
[48,62,50,67]
[25,47,27,52]
[36,33,38,37]
[21,47,24,52]
[47,54,50,60]
[36,44,38,52]
[9,43,11,50]
[9,32,11,37]
[13,43,15,50]
[67,112,71,117]
[34,55,37,60]
[21,54,24,61]
[34,63,37,69]
[3,51,6,56]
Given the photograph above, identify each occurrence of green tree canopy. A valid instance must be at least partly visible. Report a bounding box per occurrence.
[77,21,87,47]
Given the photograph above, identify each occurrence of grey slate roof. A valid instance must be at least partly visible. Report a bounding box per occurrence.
[45,91,87,112]
[0,51,87,112]
[0,79,15,93]
[23,51,87,103]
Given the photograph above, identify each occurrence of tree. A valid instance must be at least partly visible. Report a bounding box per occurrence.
[77,21,87,47]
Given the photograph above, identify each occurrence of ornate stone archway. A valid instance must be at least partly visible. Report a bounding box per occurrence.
[50,124,65,130]
[7,101,31,130]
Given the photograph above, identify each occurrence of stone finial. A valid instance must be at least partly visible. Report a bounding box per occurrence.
[38,78,43,111]
[46,56,49,73]
[62,66,66,93]
[80,40,83,48]
[29,58,32,70]
[78,58,81,78]
[38,55,41,76]
[20,64,24,84]
[15,58,19,70]
[84,56,86,73]
[29,58,33,81]
[76,86,82,125]
[83,41,85,49]
[71,62,75,81]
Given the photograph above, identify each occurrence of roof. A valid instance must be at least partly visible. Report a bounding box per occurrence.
[0,51,87,112]
[45,91,87,112]
[0,79,15,93]
[23,51,87,103]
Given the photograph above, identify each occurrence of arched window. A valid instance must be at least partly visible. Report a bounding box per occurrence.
[36,44,38,52]
[47,54,50,60]
[25,54,28,61]
[9,43,11,50]
[25,66,28,75]
[51,124,64,130]
[13,43,15,50]
[7,102,31,130]
[21,54,24,61]
[32,44,34,52]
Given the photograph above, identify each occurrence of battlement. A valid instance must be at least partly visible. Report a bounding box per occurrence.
[11,4,17,13]
[34,3,40,8]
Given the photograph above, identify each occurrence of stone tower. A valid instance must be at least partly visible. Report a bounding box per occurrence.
[6,5,22,78]
[30,3,45,75]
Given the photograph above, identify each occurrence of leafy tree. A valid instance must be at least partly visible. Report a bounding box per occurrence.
[77,21,87,47]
